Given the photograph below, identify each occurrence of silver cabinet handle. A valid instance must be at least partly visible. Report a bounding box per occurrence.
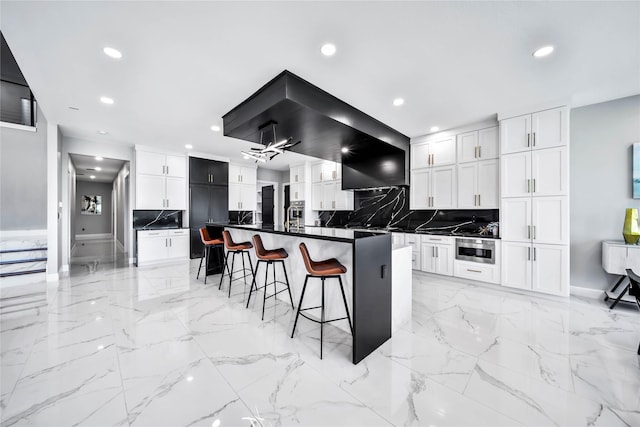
[332,200,335,209]
[320,201,323,209]
[478,194,481,206]
[320,172,323,181]
[478,145,481,158]
[436,246,439,257]
[467,269,482,273]
[169,238,172,247]
[533,132,536,147]
[527,247,531,260]
[432,246,435,257]
[533,247,537,261]
[533,226,536,240]
[527,133,530,147]
[533,179,536,193]
[166,165,169,175]
[528,225,531,239]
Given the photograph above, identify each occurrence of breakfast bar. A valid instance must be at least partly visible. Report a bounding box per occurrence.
[209,223,394,364]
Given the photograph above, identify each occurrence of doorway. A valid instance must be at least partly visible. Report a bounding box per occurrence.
[283,184,290,226]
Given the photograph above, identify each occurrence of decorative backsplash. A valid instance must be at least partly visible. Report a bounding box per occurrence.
[318,186,499,234]
[133,210,183,229]
[229,211,254,225]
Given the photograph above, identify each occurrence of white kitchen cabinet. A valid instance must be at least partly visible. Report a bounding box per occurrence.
[454,261,501,284]
[290,164,306,202]
[457,159,498,208]
[411,136,456,168]
[457,126,499,163]
[137,229,189,266]
[501,241,569,296]
[501,106,568,155]
[311,183,323,210]
[404,234,421,270]
[602,241,640,274]
[290,182,304,202]
[290,164,305,184]
[501,147,568,198]
[229,183,257,211]
[392,233,405,246]
[334,182,354,210]
[501,197,568,245]
[420,235,454,276]
[410,166,456,209]
[136,150,187,210]
[229,164,257,184]
[310,180,353,211]
[311,161,340,183]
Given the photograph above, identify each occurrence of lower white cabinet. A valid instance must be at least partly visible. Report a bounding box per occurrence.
[420,235,454,276]
[137,229,189,266]
[501,241,569,296]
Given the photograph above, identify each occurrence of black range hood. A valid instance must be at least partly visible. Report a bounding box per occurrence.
[222,70,410,189]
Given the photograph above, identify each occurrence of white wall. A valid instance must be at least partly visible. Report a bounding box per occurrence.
[113,162,130,250]
[570,94,640,290]
[75,181,113,236]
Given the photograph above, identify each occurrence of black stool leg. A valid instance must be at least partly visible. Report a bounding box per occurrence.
[197,245,205,280]
[337,276,353,334]
[218,250,230,290]
[246,260,261,308]
[281,260,294,308]
[291,275,309,338]
[262,261,270,320]
[247,252,255,282]
[228,252,237,297]
[241,251,248,289]
[320,277,325,359]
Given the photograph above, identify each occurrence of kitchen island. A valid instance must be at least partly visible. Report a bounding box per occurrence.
[208,223,395,364]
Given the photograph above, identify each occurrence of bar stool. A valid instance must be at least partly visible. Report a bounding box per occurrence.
[246,235,295,320]
[196,227,226,284]
[290,242,353,359]
[219,230,254,297]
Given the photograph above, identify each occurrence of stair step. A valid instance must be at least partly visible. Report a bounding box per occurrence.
[0,257,47,266]
[0,269,46,278]
[0,247,47,254]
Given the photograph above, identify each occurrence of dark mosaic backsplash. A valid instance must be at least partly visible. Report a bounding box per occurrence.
[133,210,183,229]
[318,186,499,234]
[229,211,254,225]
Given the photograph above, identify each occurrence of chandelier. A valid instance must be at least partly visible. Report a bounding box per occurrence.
[241,121,300,163]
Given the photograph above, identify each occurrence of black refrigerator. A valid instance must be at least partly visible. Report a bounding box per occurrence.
[189,157,228,259]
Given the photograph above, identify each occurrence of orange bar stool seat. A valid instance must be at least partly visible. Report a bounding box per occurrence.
[196,227,226,284]
[246,234,294,320]
[290,242,353,359]
[219,230,254,297]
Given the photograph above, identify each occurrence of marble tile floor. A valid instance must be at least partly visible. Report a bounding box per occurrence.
[1,252,639,426]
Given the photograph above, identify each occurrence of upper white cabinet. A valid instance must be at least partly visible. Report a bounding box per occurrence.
[501,147,568,198]
[411,136,456,169]
[501,196,568,245]
[136,150,187,210]
[228,163,257,211]
[311,161,340,183]
[500,106,568,155]
[310,161,353,210]
[290,164,306,202]
[457,159,499,209]
[457,126,499,163]
[229,164,257,184]
[410,166,456,209]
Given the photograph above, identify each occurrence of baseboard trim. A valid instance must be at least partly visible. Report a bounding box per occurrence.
[0,229,47,239]
[116,239,125,252]
[570,285,605,299]
[76,233,113,241]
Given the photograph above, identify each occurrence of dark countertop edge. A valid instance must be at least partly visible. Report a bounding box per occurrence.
[208,223,387,243]
[324,227,502,240]
[135,227,186,231]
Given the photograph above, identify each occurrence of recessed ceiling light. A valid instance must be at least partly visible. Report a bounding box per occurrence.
[103,47,122,59]
[186,376,194,382]
[95,156,103,161]
[393,98,404,106]
[341,147,349,153]
[210,125,221,132]
[533,45,554,58]
[242,155,249,160]
[430,126,439,132]
[97,130,108,135]
[321,43,336,56]
[97,345,104,350]
[95,167,102,171]
[185,144,193,149]
[90,175,96,179]
[100,96,114,105]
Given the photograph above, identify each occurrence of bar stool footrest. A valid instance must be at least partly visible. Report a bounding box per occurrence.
[298,311,350,324]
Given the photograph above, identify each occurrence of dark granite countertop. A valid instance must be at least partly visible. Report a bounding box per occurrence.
[208,223,387,243]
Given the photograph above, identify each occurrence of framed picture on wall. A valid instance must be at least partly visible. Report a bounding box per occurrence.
[634,143,640,199]
[81,195,102,215]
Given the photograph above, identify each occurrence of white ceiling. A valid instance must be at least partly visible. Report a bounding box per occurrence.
[70,153,126,183]
[2,1,639,171]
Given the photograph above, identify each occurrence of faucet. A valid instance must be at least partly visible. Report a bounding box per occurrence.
[286,205,299,230]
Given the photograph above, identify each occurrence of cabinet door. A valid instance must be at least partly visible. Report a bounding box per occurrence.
[501,241,532,290]
[531,107,567,150]
[430,137,456,166]
[190,184,210,226]
[501,152,531,198]
[167,232,189,259]
[228,183,242,210]
[323,181,337,210]
[209,161,228,185]
[457,131,478,164]
[477,159,499,208]
[229,164,242,184]
[137,233,168,264]
[411,142,430,169]
[311,163,324,183]
[500,114,531,155]
[323,162,338,181]
[501,197,531,242]
[166,177,186,210]
[290,165,304,183]
[242,167,257,185]
[334,183,354,211]
[532,196,568,245]
[531,147,568,196]
[311,183,323,210]
[457,162,478,208]
[137,151,166,176]
[434,244,453,276]
[189,157,211,184]
[432,166,456,209]
[410,169,431,209]
[290,182,304,201]
[165,155,186,178]
[478,126,499,160]
[209,185,229,222]
[239,183,257,211]
[532,244,568,296]
[421,243,436,273]
[136,174,166,209]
